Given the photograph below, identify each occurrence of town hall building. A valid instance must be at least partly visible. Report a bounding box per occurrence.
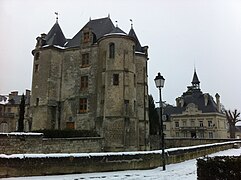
[163,70,228,139]
[30,16,149,151]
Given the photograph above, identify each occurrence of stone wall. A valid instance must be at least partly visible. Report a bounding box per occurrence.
[150,135,239,150]
[0,133,103,154]
[0,141,239,178]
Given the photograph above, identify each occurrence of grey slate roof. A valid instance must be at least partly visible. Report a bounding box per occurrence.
[45,21,67,46]
[110,26,127,34]
[192,70,200,85]
[128,27,143,52]
[66,17,115,48]
[163,71,220,117]
[7,95,30,105]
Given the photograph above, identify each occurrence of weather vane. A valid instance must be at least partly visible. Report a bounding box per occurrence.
[130,19,133,28]
[55,12,59,22]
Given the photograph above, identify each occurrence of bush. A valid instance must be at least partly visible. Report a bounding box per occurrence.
[197,156,241,180]
[33,129,100,138]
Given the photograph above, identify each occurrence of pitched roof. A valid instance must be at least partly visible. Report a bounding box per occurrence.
[109,26,126,34]
[45,21,67,46]
[66,17,115,48]
[128,27,143,52]
[163,72,221,116]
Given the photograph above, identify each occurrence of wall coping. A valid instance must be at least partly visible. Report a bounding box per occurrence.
[1,140,240,159]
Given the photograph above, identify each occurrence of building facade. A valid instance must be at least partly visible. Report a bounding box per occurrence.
[163,70,228,139]
[30,16,149,151]
[0,90,31,133]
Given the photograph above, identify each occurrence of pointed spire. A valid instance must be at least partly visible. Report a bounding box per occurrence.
[192,69,200,89]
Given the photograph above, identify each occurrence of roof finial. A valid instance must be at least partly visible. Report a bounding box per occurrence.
[130,19,133,29]
[108,13,110,18]
[115,20,118,27]
[89,17,91,21]
[55,12,59,23]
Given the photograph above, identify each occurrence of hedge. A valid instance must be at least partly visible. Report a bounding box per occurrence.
[197,156,241,180]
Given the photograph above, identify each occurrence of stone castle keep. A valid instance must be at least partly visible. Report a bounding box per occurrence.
[30,16,149,151]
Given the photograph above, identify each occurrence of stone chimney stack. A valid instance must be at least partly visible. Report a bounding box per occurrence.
[176,97,184,107]
[215,93,221,112]
[204,93,209,106]
[26,89,31,98]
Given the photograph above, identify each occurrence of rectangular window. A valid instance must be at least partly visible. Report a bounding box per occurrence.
[208,121,213,127]
[113,74,119,85]
[176,132,179,137]
[199,121,203,127]
[175,122,179,128]
[83,32,90,43]
[80,76,88,90]
[79,98,87,113]
[209,132,213,138]
[163,124,166,131]
[109,43,115,58]
[36,98,39,106]
[182,121,186,127]
[66,122,75,130]
[82,53,89,67]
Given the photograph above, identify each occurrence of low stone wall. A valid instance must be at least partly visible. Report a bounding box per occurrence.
[0,141,240,178]
[0,133,103,154]
[150,135,238,150]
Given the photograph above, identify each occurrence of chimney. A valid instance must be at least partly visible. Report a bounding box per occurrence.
[176,97,180,107]
[204,93,209,106]
[26,89,31,98]
[215,93,221,112]
[176,97,184,107]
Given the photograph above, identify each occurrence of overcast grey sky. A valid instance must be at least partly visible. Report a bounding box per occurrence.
[0,0,240,110]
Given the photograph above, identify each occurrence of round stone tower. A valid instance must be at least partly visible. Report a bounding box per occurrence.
[97,29,139,151]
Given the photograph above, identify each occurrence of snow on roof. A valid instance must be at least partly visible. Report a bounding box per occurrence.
[0,140,240,159]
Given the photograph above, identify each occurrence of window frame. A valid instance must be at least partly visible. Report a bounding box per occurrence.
[109,43,115,58]
[113,74,119,86]
[79,98,88,113]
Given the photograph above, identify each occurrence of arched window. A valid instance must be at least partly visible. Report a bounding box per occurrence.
[109,43,115,58]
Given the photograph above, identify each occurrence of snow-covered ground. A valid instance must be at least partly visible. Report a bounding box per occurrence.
[2,148,241,180]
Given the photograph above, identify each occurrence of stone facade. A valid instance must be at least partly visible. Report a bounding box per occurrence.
[0,90,31,132]
[163,70,228,139]
[30,17,149,151]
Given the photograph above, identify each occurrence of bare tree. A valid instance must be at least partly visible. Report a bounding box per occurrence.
[225,109,241,138]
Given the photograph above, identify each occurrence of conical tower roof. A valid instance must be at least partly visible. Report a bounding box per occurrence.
[45,21,67,46]
[128,27,142,52]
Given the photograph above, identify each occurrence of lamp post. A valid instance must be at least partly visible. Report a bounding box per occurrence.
[154,72,166,170]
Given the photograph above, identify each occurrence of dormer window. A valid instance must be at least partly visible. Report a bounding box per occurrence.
[83,32,90,43]
[109,43,115,58]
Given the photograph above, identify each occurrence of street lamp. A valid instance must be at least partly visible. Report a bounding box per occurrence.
[154,72,166,170]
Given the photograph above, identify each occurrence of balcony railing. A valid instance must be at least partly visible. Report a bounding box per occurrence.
[178,126,207,131]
